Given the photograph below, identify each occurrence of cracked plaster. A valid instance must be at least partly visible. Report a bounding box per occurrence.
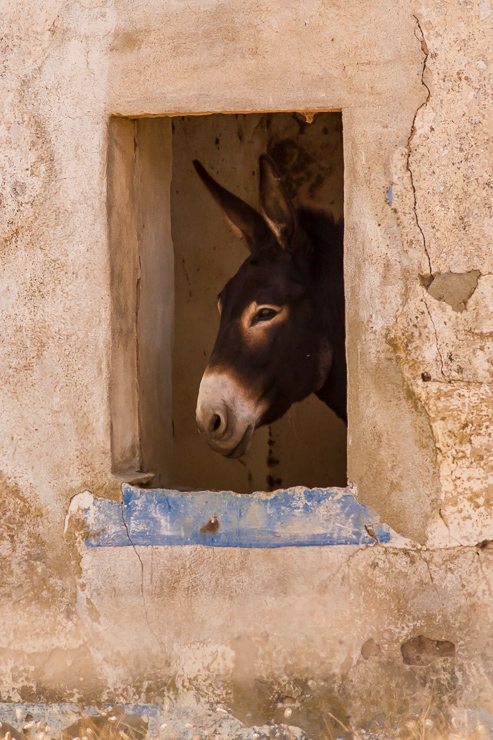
[391,0,493,546]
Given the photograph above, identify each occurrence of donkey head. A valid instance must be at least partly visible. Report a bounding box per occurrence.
[194,155,333,458]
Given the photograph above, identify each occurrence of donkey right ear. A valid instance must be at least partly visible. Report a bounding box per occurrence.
[193,160,270,251]
[258,154,296,251]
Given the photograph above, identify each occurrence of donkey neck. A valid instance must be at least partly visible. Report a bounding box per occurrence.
[298,208,347,424]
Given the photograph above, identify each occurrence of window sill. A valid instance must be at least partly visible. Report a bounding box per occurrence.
[75,484,395,549]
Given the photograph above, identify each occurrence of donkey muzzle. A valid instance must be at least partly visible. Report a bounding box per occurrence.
[196,371,263,458]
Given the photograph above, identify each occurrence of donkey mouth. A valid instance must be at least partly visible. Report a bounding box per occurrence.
[225,424,255,459]
[199,422,255,459]
[196,371,261,458]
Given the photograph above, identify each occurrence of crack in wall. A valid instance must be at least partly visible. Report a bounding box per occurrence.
[421,297,489,386]
[418,550,440,597]
[364,524,380,544]
[407,14,432,277]
[344,546,366,588]
[355,495,383,546]
[423,299,448,381]
[120,501,163,651]
[438,508,462,547]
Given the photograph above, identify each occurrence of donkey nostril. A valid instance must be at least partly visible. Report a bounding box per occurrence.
[209,413,222,434]
[196,402,228,438]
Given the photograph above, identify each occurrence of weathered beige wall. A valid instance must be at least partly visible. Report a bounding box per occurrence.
[390,4,493,548]
[1,0,493,731]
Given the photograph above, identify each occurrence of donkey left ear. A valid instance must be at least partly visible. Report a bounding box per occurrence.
[193,159,270,251]
[259,154,296,250]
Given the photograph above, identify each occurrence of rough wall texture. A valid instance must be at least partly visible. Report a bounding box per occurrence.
[1,0,493,734]
[390,1,493,548]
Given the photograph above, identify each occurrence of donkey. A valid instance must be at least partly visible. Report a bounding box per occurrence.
[194,155,346,459]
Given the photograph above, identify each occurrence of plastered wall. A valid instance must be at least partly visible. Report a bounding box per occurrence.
[1,0,493,732]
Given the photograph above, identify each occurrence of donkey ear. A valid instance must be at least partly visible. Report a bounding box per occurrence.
[259,154,296,250]
[193,160,270,251]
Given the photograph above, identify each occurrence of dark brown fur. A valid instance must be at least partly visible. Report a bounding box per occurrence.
[194,155,346,454]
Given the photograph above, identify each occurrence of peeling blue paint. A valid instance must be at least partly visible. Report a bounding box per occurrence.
[82,485,393,548]
[386,185,393,205]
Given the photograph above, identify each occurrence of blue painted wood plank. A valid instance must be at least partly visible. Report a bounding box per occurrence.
[82,485,393,548]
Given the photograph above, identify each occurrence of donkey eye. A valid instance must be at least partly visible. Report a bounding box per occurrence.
[252,307,279,325]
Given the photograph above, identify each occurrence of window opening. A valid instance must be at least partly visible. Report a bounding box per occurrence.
[108,112,346,492]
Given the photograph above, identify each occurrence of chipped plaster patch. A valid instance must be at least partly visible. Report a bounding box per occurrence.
[425,270,481,312]
[65,490,95,534]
